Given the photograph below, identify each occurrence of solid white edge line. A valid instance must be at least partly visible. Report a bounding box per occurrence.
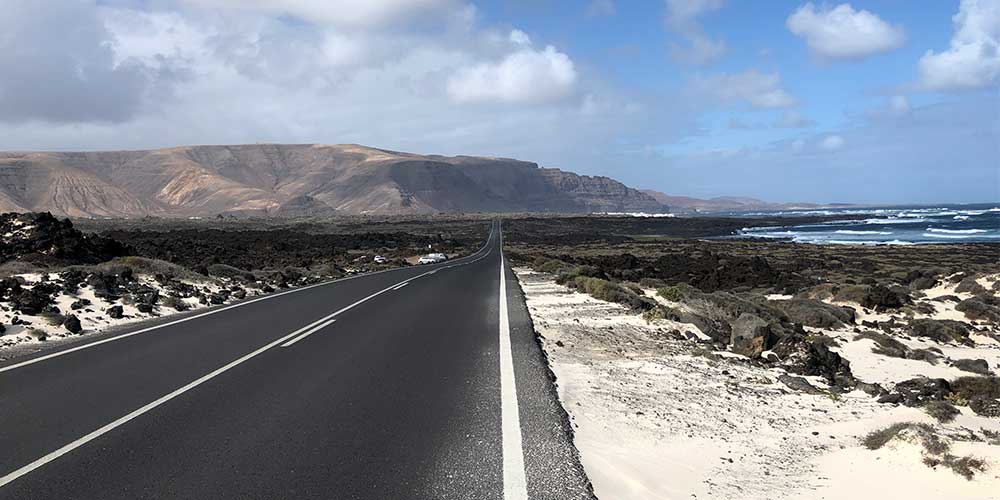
[392,282,409,291]
[498,222,529,500]
[0,222,497,374]
[0,221,502,489]
[0,308,339,489]
[280,319,337,348]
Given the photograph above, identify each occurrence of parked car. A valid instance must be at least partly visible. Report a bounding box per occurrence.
[374,255,388,264]
[418,253,448,264]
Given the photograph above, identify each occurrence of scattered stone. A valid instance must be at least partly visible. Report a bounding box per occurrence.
[909,319,973,345]
[62,315,82,334]
[773,299,855,329]
[891,377,952,407]
[730,314,776,358]
[107,305,124,319]
[778,374,825,395]
[136,303,154,314]
[969,398,1000,418]
[953,359,992,376]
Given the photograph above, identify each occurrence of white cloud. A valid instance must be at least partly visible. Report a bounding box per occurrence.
[180,0,463,28]
[820,134,845,151]
[694,70,797,108]
[0,0,164,123]
[665,0,727,64]
[509,29,532,46]
[586,0,616,17]
[446,33,577,104]
[787,3,905,60]
[919,0,1000,91]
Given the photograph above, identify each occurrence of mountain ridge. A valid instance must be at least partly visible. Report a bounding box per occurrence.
[640,189,852,213]
[0,144,666,217]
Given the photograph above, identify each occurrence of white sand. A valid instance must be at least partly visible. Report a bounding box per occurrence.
[515,268,1000,500]
[1,273,265,351]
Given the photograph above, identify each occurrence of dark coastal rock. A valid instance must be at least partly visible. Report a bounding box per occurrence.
[70,299,91,310]
[730,314,777,357]
[0,323,5,334]
[136,303,154,314]
[231,289,247,300]
[10,288,54,315]
[63,315,82,334]
[909,319,973,345]
[891,377,952,407]
[107,305,124,319]
[863,285,908,310]
[778,374,825,395]
[773,299,855,329]
[677,312,730,344]
[773,337,854,387]
[59,269,86,290]
[857,381,887,397]
[932,294,962,303]
[0,277,24,298]
[969,398,1000,418]
[953,358,992,375]
[0,212,128,266]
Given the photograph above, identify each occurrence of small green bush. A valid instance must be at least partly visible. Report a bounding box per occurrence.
[857,331,908,358]
[950,376,1000,402]
[40,312,67,327]
[160,295,190,311]
[924,401,960,423]
[862,422,947,455]
[538,259,567,274]
[657,285,688,303]
[573,276,654,312]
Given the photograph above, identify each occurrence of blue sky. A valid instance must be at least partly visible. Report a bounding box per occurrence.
[0,1,997,203]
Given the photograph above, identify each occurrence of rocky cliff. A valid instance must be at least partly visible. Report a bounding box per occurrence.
[0,144,665,217]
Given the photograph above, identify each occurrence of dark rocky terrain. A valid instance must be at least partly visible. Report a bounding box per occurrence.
[506,216,1000,414]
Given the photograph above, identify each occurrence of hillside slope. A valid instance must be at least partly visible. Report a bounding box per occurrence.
[0,144,665,217]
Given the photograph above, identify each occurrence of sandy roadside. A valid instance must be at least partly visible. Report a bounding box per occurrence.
[514,267,1000,500]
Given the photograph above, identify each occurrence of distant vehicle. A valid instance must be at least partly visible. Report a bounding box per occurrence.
[418,253,447,264]
[374,255,388,264]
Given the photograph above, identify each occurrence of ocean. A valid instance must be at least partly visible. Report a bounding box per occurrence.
[729,203,1000,245]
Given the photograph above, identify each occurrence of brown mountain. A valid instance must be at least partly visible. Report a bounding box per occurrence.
[640,190,848,213]
[0,144,666,217]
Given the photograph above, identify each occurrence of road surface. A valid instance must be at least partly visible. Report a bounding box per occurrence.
[0,221,594,499]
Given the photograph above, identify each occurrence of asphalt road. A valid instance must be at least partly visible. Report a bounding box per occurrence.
[0,221,593,499]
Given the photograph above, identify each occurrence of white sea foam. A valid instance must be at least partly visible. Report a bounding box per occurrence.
[926,228,989,234]
[864,217,926,225]
[954,215,970,220]
[835,230,892,235]
[923,233,1000,239]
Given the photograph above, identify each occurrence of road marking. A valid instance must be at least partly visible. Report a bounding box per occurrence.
[0,309,339,489]
[392,282,409,291]
[0,222,497,374]
[280,319,337,348]
[498,224,529,500]
[0,222,504,488]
